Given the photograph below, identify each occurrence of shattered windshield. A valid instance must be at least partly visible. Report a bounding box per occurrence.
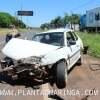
[32,32,64,46]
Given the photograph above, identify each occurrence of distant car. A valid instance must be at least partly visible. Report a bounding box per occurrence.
[1,28,83,89]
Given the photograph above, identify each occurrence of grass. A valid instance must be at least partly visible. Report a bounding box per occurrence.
[77,31,100,58]
[0,28,11,35]
[0,28,42,35]
[0,28,28,35]
[18,28,28,32]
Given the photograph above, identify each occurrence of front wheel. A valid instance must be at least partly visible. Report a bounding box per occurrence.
[55,61,67,89]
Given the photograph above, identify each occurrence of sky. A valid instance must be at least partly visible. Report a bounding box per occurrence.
[0,0,100,27]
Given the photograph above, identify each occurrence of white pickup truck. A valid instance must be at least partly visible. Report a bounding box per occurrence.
[1,28,83,89]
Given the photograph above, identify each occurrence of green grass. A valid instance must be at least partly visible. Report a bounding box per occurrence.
[77,31,100,58]
[0,28,42,35]
[0,28,28,35]
[0,28,11,35]
[18,28,28,32]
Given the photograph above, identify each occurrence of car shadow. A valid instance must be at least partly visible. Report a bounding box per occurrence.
[68,64,76,74]
[48,93,64,100]
[0,73,65,99]
[0,73,44,89]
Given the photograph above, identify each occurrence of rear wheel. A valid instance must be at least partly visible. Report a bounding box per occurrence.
[55,61,67,89]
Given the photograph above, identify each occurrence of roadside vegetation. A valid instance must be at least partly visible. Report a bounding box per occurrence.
[77,32,100,58]
[0,12,26,28]
[0,28,28,35]
[0,12,27,35]
[40,13,80,30]
[0,28,11,35]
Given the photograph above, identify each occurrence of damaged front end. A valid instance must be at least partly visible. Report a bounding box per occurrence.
[0,57,50,82]
[0,38,58,82]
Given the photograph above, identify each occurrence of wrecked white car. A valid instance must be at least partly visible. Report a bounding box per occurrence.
[0,28,83,89]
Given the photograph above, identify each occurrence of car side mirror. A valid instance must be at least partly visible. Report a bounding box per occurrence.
[68,40,76,46]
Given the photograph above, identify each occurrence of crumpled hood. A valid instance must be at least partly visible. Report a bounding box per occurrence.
[2,38,59,60]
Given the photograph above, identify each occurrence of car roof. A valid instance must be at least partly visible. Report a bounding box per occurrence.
[37,28,73,34]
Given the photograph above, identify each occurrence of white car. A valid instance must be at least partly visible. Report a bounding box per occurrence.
[1,28,83,89]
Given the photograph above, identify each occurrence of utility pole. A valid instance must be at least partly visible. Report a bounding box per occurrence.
[20,0,23,28]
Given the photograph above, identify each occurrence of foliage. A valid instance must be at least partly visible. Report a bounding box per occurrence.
[40,23,49,30]
[50,16,63,28]
[0,28,28,35]
[77,32,100,58]
[40,13,80,30]
[0,12,26,28]
[68,14,80,24]
[62,13,69,26]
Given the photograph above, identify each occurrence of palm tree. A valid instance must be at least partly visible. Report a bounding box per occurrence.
[69,14,80,29]
[62,13,69,27]
[50,16,63,28]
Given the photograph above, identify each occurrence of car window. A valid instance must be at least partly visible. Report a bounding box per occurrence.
[66,32,76,41]
[72,32,78,41]
[32,32,64,46]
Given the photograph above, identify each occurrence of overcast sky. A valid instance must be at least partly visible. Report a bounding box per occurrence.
[0,0,100,27]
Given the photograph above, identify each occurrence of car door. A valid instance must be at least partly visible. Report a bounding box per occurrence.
[66,31,80,69]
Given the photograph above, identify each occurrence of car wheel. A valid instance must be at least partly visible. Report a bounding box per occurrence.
[55,61,67,89]
[77,58,82,66]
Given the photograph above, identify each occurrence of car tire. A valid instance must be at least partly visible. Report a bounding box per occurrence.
[55,61,67,89]
[77,58,82,66]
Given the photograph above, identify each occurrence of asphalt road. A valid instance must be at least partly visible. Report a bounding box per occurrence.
[0,30,100,100]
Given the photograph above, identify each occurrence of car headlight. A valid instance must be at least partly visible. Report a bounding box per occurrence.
[21,56,42,64]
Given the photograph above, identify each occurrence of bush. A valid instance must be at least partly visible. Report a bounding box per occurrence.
[77,32,100,58]
[0,12,26,28]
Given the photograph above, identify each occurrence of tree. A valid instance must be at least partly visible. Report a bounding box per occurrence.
[40,13,80,30]
[51,16,63,28]
[0,12,12,27]
[68,14,80,29]
[50,19,55,28]
[62,13,69,27]
[0,12,26,28]
[40,23,49,30]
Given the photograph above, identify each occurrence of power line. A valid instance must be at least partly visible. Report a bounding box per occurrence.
[71,0,95,12]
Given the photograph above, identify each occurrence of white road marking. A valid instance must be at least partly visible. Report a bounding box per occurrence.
[3,85,10,90]
[41,83,51,100]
